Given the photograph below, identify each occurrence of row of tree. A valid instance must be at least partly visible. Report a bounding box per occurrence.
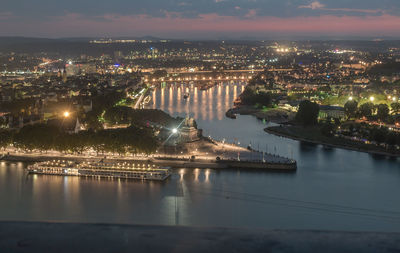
[103,107,180,128]
[344,100,400,122]
[0,124,158,155]
[341,123,400,147]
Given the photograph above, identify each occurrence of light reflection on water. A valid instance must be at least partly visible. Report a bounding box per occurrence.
[151,82,245,128]
[1,82,400,232]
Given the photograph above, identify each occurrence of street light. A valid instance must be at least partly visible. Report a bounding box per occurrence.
[172,128,178,134]
[63,111,70,118]
[369,96,375,102]
[348,96,353,101]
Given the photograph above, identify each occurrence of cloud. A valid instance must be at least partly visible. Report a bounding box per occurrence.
[299,1,382,14]
[244,9,257,18]
[299,1,325,10]
[3,12,400,38]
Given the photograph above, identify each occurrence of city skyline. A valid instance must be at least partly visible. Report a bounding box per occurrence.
[1,0,400,39]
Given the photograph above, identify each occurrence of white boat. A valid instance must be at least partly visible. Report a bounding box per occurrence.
[27,160,171,181]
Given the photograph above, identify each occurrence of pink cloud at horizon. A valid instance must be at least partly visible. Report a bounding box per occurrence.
[2,12,400,37]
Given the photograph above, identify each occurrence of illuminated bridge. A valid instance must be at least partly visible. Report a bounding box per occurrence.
[143,68,293,83]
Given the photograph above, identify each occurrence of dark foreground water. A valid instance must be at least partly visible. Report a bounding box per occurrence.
[1,83,399,232]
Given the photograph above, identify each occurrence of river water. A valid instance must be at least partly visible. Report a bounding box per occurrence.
[1,82,399,232]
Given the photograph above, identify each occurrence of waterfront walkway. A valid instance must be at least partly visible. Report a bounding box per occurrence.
[0,221,399,253]
[1,138,297,171]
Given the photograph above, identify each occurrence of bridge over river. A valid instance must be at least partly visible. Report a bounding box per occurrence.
[143,68,293,83]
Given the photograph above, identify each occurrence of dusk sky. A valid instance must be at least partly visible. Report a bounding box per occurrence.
[1,0,400,39]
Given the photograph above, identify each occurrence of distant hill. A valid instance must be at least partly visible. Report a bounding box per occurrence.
[0,36,58,44]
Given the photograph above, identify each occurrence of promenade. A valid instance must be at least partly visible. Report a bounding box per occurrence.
[1,138,297,171]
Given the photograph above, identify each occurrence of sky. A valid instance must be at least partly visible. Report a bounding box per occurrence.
[1,0,400,39]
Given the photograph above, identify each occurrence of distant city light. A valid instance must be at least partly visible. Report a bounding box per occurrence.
[349,96,353,101]
[172,128,178,134]
[63,111,70,117]
[370,96,375,102]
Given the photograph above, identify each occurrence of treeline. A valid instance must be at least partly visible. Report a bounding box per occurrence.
[239,86,272,107]
[341,123,400,148]
[104,107,181,128]
[0,124,158,155]
[344,100,400,123]
[0,98,37,116]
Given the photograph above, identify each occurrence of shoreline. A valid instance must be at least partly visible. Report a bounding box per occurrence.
[1,153,297,172]
[265,126,400,158]
[0,137,297,171]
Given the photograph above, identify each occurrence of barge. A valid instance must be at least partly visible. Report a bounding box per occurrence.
[27,160,171,181]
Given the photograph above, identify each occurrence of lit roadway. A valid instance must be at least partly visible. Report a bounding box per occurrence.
[133,87,151,109]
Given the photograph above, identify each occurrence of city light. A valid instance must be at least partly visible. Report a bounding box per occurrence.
[172,128,178,134]
[63,111,70,117]
[349,96,353,101]
[370,96,375,102]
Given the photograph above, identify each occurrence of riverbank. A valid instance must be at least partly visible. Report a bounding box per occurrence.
[1,137,297,171]
[265,125,400,158]
[2,154,296,172]
[226,106,295,124]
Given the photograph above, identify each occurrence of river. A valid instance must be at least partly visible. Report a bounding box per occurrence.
[1,82,399,232]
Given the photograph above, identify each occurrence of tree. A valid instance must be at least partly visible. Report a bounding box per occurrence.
[386,132,398,147]
[104,106,132,125]
[151,70,168,79]
[359,102,374,118]
[370,127,388,144]
[391,102,400,114]
[13,124,60,151]
[240,87,272,107]
[0,130,12,150]
[344,100,358,119]
[0,117,8,128]
[295,100,320,126]
[320,122,335,137]
[377,104,389,122]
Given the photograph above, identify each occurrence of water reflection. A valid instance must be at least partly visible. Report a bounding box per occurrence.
[151,82,245,123]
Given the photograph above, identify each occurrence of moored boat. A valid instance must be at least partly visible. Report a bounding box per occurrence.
[27,160,171,181]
